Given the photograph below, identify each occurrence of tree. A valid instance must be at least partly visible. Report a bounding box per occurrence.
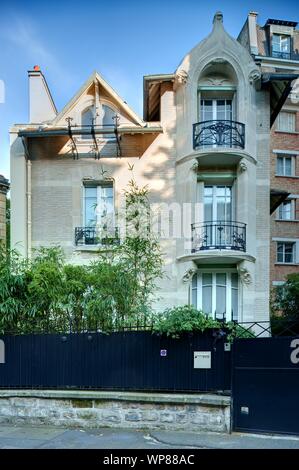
[272,273,299,319]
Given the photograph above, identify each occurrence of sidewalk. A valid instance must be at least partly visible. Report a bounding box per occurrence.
[0,425,298,449]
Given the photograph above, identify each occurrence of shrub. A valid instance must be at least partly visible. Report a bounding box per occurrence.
[152,305,223,338]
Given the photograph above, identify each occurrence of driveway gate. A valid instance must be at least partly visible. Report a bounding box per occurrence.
[232,336,299,435]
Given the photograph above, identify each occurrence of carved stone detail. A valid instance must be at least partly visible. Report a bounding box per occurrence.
[238,267,252,285]
[175,69,189,85]
[249,69,261,85]
[182,268,197,283]
[238,161,247,173]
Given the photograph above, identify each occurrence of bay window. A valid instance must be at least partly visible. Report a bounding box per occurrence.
[192,271,239,321]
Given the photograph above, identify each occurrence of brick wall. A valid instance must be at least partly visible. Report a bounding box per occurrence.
[270,107,299,285]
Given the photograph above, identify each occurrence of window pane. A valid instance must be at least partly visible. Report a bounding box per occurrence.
[281,36,290,52]
[85,187,97,198]
[278,112,295,132]
[231,288,238,321]
[216,273,226,286]
[202,273,212,286]
[192,274,197,308]
[201,100,213,121]
[85,184,97,226]
[204,186,213,221]
[81,106,94,140]
[202,286,212,314]
[192,288,197,308]
[279,200,292,220]
[231,273,238,288]
[276,157,284,175]
[216,285,226,318]
[285,243,294,263]
[277,243,284,262]
[285,157,292,176]
[102,105,115,126]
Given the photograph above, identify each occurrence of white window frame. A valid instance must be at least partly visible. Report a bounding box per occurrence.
[200,98,233,122]
[276,241,296,264]
[277,199,295,221]
[203,184,234,222]
[194,269,240,322]
[276,155,295,177]
[272,34,291,58]
[276,112,296,133]
[83,182,114,228]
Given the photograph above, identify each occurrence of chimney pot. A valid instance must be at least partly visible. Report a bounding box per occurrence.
[33,65,40,71]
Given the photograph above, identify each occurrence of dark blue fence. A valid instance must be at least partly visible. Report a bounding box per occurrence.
[0,331,231,392]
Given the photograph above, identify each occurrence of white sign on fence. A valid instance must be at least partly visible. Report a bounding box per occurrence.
[193,351,211,369]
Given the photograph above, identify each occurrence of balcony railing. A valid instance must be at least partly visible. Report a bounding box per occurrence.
[193,120,245,150]
[191,221,246,253]
[271,50,291,60]
[75,226,120,246]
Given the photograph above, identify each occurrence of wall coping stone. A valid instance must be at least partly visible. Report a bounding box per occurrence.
[0,389,231,406]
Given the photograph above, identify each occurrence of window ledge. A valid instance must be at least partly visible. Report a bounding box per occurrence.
[275,174,299,179]
[275,262,298,266]
[274,131,299,135]
[74,245,116,253]
[275,219,299,223]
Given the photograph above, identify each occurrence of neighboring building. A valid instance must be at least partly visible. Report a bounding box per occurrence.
[0,175,9,246]
[238,13,299,289]
[10,12,297,321]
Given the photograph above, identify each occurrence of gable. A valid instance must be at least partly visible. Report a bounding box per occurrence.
[52,71,144,127]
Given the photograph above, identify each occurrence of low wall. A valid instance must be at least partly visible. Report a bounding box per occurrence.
[0,390,231,433]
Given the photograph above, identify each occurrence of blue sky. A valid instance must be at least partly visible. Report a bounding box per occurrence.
[0,0,298,178]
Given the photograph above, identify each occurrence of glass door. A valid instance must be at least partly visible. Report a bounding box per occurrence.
[200,99,233,146]
[200,99,232,121]
[204,185,232,248]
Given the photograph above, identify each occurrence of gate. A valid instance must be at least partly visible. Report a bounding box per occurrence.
[232,336,299,435]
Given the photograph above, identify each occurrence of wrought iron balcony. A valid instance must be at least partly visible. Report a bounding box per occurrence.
[271,51,291,60]
[75,226,120,246]
[191,221,246,253]
[193,120,245,150]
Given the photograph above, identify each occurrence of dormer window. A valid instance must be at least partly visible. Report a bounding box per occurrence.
[272,34,291,59]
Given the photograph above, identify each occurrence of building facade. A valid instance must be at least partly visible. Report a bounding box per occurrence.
[238,12,299,289]
[11,12,297,321]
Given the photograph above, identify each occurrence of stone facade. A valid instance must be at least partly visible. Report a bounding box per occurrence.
[0,391,231,433]
[10,11,283,321]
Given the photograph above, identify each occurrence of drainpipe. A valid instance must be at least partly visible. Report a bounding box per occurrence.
[26,158,32,258]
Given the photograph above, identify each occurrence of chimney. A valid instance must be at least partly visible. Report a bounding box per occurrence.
[248,11,259,55]
[28,66,57,123]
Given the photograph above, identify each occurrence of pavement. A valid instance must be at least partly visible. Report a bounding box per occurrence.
[0,425,299,449]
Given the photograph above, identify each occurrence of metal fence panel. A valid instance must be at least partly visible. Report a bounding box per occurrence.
[0,331,231,392]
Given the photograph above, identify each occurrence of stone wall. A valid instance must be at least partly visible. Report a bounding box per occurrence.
[0,390,231,434]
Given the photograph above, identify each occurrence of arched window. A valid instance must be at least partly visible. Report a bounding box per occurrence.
[102,104,115,126]
[81,106,94,139]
